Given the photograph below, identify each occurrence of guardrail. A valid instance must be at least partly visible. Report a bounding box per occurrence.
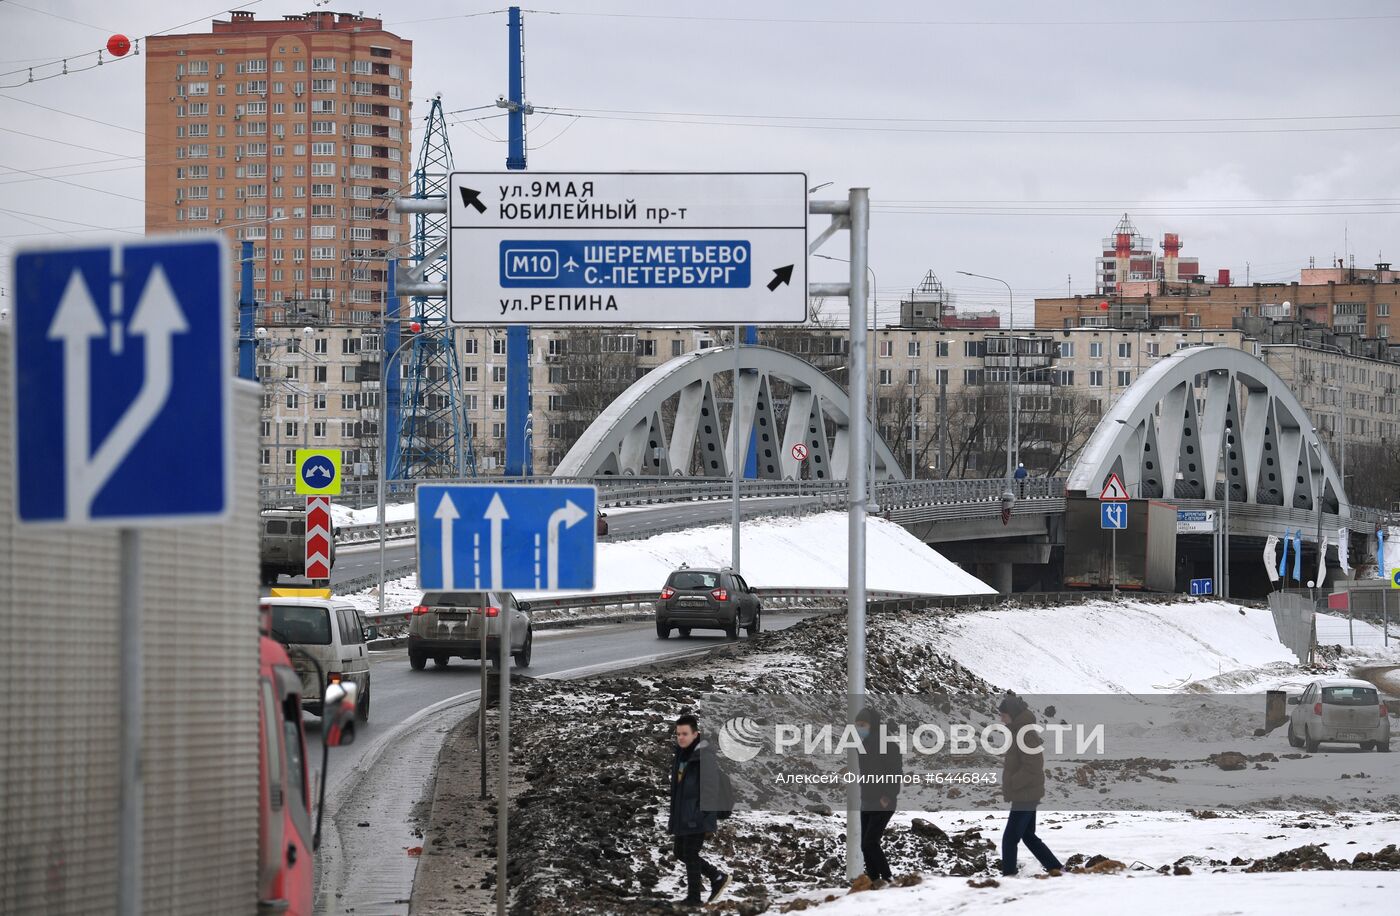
[359,585,1141,629]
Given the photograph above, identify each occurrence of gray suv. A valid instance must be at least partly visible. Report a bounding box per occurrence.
[408,590,533,670]
[655,566,761,639]
[1287,677,1391,752]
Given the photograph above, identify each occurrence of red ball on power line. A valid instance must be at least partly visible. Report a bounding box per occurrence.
[1099,300,1110,311]
[107,34,131,57]
[409,321,422,333]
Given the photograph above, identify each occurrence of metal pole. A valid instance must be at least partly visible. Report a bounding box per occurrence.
[1111,527,1117,597]
[497,603,511,916]
[732,326,742,574]
[378,331,420,619]
[1222,433,1231,600]
[845,187,870,881]
[908,392,915,479]
[118,529,143,916]
[237,240,256,380]
[480,620,488,798]
[1385,586,1390,649]
[868,269,877,511]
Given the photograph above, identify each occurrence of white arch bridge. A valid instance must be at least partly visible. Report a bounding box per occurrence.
[554,345,906,480]
[1065,345,1369,536]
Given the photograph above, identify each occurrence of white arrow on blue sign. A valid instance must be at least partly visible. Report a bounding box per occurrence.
[1190,578,1214,596]
[10,236,231,525]
[416,484,598,592]
[1100,502,1128,530]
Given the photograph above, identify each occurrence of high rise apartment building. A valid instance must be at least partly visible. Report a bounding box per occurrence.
[145,10,412,324]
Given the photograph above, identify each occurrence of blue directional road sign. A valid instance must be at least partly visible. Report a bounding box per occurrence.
[416,484,597,592]
[1190,578,1215,596]
[1100,502,1128,530]
[11,236,231,525]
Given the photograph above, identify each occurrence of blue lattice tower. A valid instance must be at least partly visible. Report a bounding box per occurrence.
[393,95,475,479]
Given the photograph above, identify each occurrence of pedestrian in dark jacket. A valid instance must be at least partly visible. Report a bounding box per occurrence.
[666,714,730,905]
[997,693,1062,877]
[855,706,903,883]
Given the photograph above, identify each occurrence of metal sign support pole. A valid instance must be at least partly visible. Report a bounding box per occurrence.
[845,188,870,881]
[1111,527,1118,596]
[732,325,742,573]
[118,529,143,916]
[480,622,488,798]
[497,603,511,916]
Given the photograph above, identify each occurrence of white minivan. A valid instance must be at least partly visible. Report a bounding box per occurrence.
[264,597,372,722]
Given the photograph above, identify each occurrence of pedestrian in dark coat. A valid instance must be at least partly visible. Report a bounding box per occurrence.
[666,714,730,905]
[997,693,1062,877]
[855,706,903,882]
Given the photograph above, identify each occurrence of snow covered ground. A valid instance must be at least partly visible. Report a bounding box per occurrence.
[341,511,992,618]
[809,868,1398,915]
[769,597,1400,913]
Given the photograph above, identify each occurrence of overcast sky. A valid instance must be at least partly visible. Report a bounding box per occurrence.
[4,0,1400,326]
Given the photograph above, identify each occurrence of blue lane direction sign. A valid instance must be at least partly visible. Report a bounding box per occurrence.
[416,484,598,592]
[11,236,231,525]
[449,172,808,325]
[1190,577,1215,596]
[1101,502,1128,530]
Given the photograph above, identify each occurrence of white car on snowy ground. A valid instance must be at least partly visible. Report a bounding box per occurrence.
[1286,677,1391,752]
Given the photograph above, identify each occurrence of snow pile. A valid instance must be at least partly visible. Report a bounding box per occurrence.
[330,500,415,528]
[342,511,991,616]
[930,599,1294,694]
[537,511,992,600]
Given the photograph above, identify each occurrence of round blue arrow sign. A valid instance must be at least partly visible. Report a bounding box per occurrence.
[301,455,337,489]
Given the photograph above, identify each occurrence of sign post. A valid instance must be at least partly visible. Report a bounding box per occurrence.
[305,496,333,581]
[11,236,231,916]
[447,172,809,326]
[1099,474,1130,596]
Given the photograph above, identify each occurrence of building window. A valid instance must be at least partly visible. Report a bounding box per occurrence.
[1089,370,1104,387]
[493,337,507,355]
[492,366,507,383]
[878,340,893,358]
[907,340,921,357]
[491,394,506,411]
[1057,341,1075,358]
[1089,342,1103,359]
[672,339,685,356]
[907,368,920,385]
[1117,342,1131,358]
[877,369,892,386]
[1116,370,1132,387]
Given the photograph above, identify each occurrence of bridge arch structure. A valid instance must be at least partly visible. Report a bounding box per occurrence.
[554,344,907,480]
[1067,345,1349,515]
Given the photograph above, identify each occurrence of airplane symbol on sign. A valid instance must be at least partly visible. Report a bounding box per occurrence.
[563,256,580,272]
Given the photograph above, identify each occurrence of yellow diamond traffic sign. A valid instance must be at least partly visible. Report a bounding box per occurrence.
[295,448,342,495]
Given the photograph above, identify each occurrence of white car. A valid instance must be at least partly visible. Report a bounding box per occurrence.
[1286,677,1390,752]
[264,597,372,722]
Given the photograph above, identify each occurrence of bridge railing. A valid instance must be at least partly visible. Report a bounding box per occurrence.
[314,476,1069,546]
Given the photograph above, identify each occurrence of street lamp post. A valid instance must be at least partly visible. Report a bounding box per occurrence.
[377,323,434,619]
[957,271,1016,477]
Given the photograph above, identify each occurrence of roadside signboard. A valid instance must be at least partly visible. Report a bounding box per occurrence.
[791,443,809,462]
[447,172,808,325]
[1177,509,1217,534]
[305,496,332,580]
[416,483,597,592]
[1099,473,1129,501]
[295,448,341,496]
[1190,577,1214,596]
[12,236,231,525]
[1100,502,1128,530]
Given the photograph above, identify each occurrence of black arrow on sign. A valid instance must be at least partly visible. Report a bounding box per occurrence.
[459,186,487,214]
[767,264,794,291]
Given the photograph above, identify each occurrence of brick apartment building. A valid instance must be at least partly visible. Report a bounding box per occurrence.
[1036,273,1398,340]
[145,9,412,324]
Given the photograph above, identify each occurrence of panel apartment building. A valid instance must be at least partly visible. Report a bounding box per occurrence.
[145,9,411,324]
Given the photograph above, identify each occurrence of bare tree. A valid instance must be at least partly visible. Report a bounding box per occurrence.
[1345,442,1400,510]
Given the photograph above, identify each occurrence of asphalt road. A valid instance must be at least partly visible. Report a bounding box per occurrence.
[311,611,816,914]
